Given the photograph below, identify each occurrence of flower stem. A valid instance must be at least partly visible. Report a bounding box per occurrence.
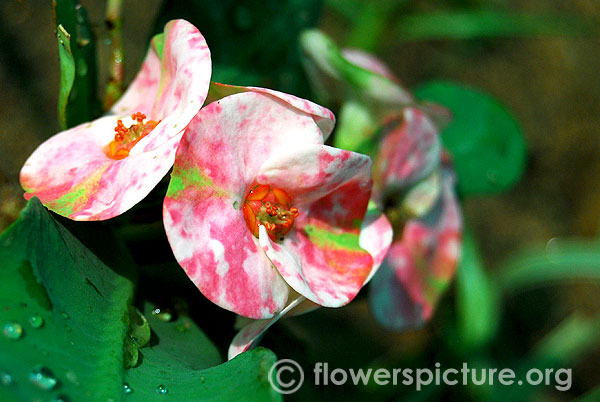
[104,0,124,110]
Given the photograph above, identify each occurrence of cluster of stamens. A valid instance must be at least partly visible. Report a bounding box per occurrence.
[106,112,159,159]
[242,183,299,241]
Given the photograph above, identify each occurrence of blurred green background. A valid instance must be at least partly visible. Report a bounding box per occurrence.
[1,0,599,401]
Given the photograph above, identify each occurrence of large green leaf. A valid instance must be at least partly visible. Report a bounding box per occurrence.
[0,199,283,401]
[414,81,526,196]
[126,345,281,402]
[53,0,100,128]
[0,197,135,400]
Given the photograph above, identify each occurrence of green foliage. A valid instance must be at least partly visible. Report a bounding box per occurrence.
[56,25,75,130]
[394,10,591,41]
[0,198,135,400]
[0,199,281,401]
[53,0,100,128]
[494,240,600,293]
[127,344,280,401]
[455,226,500,352]
[415,81,526,196]
[154,0,323,96]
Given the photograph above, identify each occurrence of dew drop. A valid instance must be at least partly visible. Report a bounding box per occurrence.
[65,325,72,333]
[123,383,133,394]
[200,376,206,384]
[29,366,58,390]
[3,322,23,340]
[156,384,168,395]
[61,312,70,320]
[151,308,173,322]
[1,372,13,386]
[28,315,44,328]
[66,371,79,385]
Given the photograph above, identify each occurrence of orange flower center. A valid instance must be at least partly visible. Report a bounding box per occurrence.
[106,112,159,159]
[242,183,299,242]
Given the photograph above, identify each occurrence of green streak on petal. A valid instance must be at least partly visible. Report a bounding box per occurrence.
[45,165,108,217]
[167,165,214,198]
[303,224,363,252]
[48,186,86,217]
[151,32,165,60]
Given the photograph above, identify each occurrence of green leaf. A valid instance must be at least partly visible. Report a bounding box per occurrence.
[488,313,600,401]
[0,199,281,401]
[56,25,75,130]
[0,198,135,400]
[414,81,526,196]
[53,0,100,128]
[531,313,600,365]
[126,346,281,401]
[394,10,590,41]
[494,239,600,293]
[455,226,500,352]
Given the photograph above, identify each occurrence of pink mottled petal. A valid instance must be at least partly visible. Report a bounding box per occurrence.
[258,144,372,206]
[369,171,462,330]
[374,107,441,200]
[342,48,398,82]
[164,91,334,318]
[20,20,211,221]
[258,150,375,307]
[20,115,181,220]
[163,192,289,319]
[117,19,211,154]
[227,296,305,360]
[206,82,335,140]
[360,203,393,283]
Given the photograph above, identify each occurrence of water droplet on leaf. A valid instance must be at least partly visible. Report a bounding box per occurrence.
[29,366,58,390]
[151,308,173,322]
[29,315,44,328]
[128,307,151,347]
[156,384,168,395]
[1,372,13,386]
[65,371,78,385]
[123,383,133,394]
[3,322,23,340]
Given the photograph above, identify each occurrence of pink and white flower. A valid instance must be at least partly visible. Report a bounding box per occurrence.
[163,83,392,320]
[300,30,463,330]
[20,19,211,220]
[369,108,462,330]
